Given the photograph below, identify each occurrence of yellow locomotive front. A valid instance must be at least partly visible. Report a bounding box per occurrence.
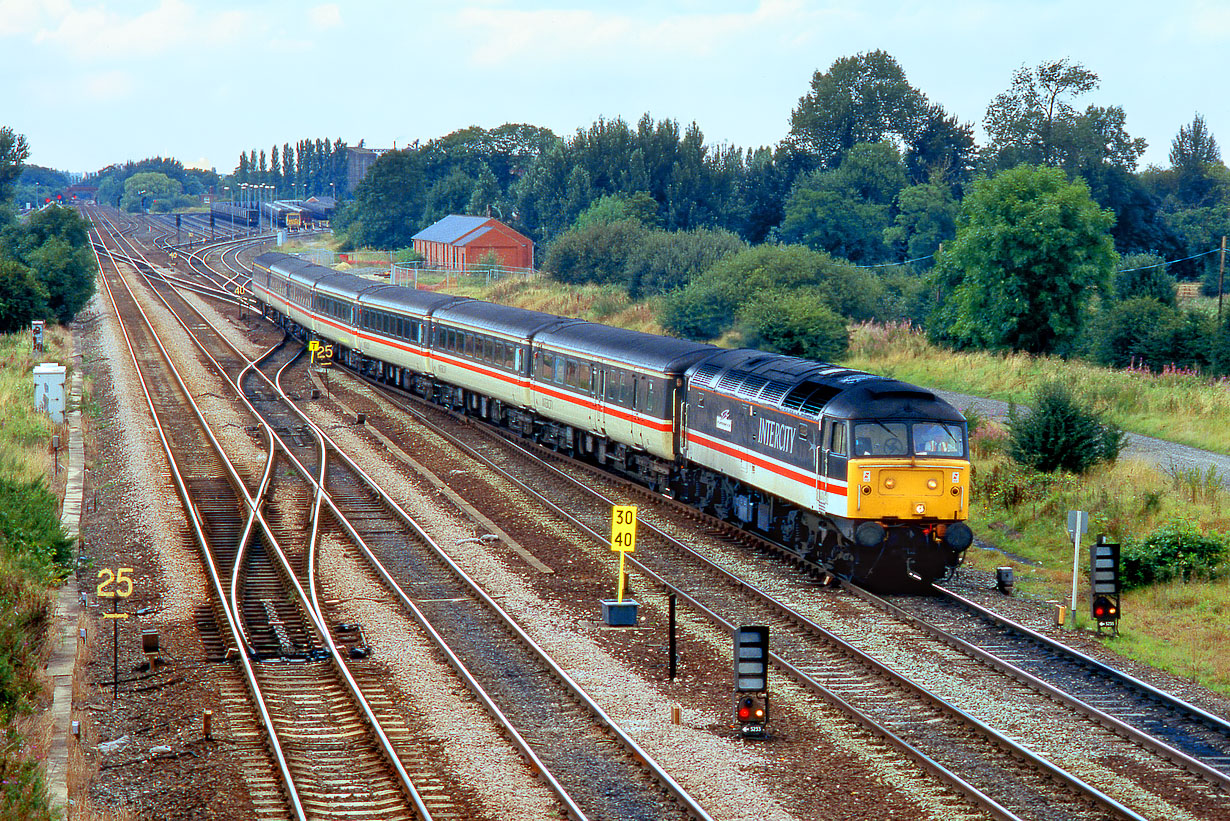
[839,418,973,587]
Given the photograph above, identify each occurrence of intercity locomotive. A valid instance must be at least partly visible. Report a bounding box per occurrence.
[249,251,973,591]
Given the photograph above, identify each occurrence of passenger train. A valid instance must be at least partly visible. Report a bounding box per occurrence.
[250,251,974,591]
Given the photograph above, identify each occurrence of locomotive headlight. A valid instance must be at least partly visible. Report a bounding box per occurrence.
[926,478,938,490]
[914,503,926,515]
[883,477,896,489]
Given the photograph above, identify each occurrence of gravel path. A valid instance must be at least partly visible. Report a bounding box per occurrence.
[934,389,1230,486]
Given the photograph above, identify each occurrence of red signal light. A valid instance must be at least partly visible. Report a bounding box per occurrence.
[738,700,752,721]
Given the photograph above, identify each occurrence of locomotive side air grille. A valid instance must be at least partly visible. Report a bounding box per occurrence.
[735,375,770,398]
[691,363,722,388]
[759,380,792,405]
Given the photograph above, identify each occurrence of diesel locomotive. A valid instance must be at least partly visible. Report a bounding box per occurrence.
[249,251,973,591]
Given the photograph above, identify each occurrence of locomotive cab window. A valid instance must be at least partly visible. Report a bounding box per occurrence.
[853,421,909,456]
[827,421,846,455]
[913,422,966,457]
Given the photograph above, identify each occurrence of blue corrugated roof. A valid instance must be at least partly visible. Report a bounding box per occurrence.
[454,225,497,246]
[412,215,491,244]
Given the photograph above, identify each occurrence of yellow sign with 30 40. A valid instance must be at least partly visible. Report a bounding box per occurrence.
[611,505,637,552]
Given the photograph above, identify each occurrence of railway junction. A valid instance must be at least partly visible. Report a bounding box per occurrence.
[48,208,1230,820]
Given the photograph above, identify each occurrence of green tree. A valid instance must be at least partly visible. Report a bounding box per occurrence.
[1167,113,1227,208]
[338,148,427,249]
[786,51,928,171]
[121,172,181,212]
[26,238,96,322]
[1210,314,1230,376]
[0,259,47,332]
[883,181,957,264]
[1008,382,1125,473]
[572,191,659,230]
[423,168,475,224]
[780,141,906,263]
[466,163,501,216]
[660,244,880,340]
[983,59,1100,169]
[0,127,30,202]
[930,164,1117,354]
[624,227,745,298]
[1113,253,1176,305]
[1090,297,1206,370]
[542,219,646,286]
[737,290,849,361]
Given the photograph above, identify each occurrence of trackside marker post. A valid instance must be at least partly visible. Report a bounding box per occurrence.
[602,506,639,626]
[611,505,637,602]
[97,567,134,699]
[1067,510,1088,625]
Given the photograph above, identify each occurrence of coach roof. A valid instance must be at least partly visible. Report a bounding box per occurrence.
[358,283,469,316]
[537,322,718,373]
[432,299,577,339]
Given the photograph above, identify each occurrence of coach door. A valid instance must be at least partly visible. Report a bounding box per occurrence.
[595,368,608,437]
[819,418,847,513]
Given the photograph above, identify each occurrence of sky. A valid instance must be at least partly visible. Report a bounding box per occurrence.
[2,0,1228,176]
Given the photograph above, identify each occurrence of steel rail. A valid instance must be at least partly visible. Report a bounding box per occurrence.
[86,216,310,821]
[91,208,436,820]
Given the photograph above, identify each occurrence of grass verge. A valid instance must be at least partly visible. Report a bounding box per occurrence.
[843,322,1230,455]
[964,422,1230,694]
[0,326,75,820]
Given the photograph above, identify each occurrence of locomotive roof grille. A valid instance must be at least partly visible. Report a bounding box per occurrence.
[734,374,770,399]
[782,381,842,416]
[868,387,938,402]
[759,380,793,404]
[691,363,722,388]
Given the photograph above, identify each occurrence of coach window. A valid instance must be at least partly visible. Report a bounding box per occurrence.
[504,344,515,370]
[554,356,566,384]
[645,380,656,415]
[579,363,592,394]
[540,353,553,380]
[515,347,524,372]
[565,359,577,389]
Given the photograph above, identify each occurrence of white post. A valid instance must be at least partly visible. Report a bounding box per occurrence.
[1070,529,1082,623]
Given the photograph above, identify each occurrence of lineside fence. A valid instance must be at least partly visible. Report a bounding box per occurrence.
[289,249,538,290]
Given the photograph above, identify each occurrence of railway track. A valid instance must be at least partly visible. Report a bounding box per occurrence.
[94,216,1230,819]
[86,210,444,820]
[863,582,1230,788]
[238,342,713,820]
[110,220,717,819]
[318,360,1230,821]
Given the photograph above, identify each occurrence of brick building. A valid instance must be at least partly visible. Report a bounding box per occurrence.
[411,215,534,271]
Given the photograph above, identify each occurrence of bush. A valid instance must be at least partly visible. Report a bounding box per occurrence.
[1114,253,1176,306]
[737,290,849,361]
[1008,382,1125,473]
[1121,518,1229,589]
[1090,297,1209,371]
[624,227,745,299]
[542,219,646,286]
[658,244,881,341]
